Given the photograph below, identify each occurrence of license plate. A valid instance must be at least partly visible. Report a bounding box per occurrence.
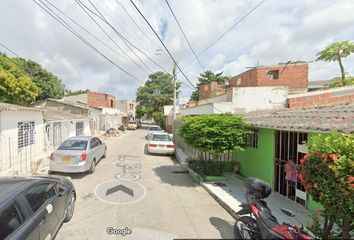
[62,156,71,163]
[158,145,165,147]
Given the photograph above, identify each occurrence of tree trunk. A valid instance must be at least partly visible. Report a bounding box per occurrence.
[341,218,351,239]
[338,55,346,86]
[322,217,334,239]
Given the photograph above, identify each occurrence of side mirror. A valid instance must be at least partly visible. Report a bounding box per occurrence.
[58,187,67,196]
[280,208,295,217]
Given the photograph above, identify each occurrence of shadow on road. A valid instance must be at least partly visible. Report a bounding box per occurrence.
[209,217,235,239]
[49,172,90,179]
[153,165,197,187]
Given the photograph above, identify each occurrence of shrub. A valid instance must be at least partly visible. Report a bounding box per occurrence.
[299,132,354,239]
[179,114,251,155]
[188,159,224,176]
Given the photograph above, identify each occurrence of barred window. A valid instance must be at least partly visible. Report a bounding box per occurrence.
[76,122,84,136]
[247,128,259,148]
[18,121,35,149]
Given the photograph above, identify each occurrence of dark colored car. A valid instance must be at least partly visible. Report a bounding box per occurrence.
[0,176,76,240]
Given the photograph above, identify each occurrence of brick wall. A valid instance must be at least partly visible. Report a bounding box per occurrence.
[87,91,116,108]
[229,63,308,92]
[199,82,225,100]
[288,86,354,108]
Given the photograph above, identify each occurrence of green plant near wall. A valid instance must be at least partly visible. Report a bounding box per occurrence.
[178,114,251,156]
[299,132,354,239]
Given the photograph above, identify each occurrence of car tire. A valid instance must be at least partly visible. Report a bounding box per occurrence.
[89,159,96,174]
[64,191,75,222]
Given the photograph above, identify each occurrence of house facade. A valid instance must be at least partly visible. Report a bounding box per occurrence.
[42,109,90,151]
[32,98,101,135]
[233,104,353,211]
[0,103,45,174]
[116,99,136,122]
[228,61,308,93]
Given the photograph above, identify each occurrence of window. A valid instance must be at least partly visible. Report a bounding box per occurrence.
[76,122,84,136]
[267,70,279,80]
[90,138,100,149]
[0,202,24,239]
[58,140,88,150]
[129,103,134,110]
[151,134,171,142]
[247,128,259,148]
[111,99,114,108]
[236,78,241,86]
[18,121,35,149]
[25,183,56,213]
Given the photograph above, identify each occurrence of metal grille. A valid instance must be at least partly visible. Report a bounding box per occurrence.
[274,130,307,206]
[18,121,35,149]
[75,121,84,136]
[246,128,259,148]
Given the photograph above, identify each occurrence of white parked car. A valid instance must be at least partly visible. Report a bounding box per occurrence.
[49,136,107,174]
[146,125,164,139]
[147,132,175,155]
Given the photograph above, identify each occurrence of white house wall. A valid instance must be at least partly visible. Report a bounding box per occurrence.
[232,87,288,112]
[0,111,45,174]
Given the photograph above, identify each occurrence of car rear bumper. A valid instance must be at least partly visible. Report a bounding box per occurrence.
[148,147,175,155]
[50,161,90,173]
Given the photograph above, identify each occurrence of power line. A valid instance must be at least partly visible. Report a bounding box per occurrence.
[86,0,169,73]
[0,42,32,75]
[183,0,267,68]
[42,0,133,64]
[114,0,162,50]
[165,0,205,72]
[33,0,142,83]
[75,0,151,75]
[129,0,224,113]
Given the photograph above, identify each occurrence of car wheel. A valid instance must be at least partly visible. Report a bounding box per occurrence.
[103,148,107,158]
[64,191,75,222]
[89,159,96,174]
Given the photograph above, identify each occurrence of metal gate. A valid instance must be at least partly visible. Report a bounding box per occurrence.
[16,121,34,174]
[274,130,308,206]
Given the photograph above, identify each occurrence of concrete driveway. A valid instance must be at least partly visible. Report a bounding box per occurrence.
[55,126,235,240]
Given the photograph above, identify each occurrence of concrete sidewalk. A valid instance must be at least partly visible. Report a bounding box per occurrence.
[175,147,313,226]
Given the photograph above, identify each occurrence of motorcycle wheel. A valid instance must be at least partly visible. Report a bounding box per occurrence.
[234,216,261,239]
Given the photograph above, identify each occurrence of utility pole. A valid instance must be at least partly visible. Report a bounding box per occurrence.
[172,61,177,133]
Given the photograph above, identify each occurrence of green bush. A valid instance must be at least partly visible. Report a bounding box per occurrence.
[188,159,224,176]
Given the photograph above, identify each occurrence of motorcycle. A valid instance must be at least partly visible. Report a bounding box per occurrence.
[234,177,315,239]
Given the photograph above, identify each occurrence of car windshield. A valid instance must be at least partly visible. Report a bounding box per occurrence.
[149,126,161,131]
[151,134,171,141]
[58,140,88,150]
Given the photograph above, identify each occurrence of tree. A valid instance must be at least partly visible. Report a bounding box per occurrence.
[316,41,354,86]
[178,114,250,156]
[299,132,354,239]
[190,70,229,101]
[0,54,39,105]
[64,89,89,96]
[13,58,65,100]
[136,71,180,125]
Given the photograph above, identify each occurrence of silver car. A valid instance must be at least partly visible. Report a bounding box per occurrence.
[49,136,107,174]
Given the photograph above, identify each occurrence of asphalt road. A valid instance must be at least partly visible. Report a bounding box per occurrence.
[55,126,235,240]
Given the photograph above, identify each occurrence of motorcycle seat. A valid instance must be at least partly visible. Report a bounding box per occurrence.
[259,210,279,229]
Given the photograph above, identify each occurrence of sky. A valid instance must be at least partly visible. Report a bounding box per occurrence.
[0,0,353,99]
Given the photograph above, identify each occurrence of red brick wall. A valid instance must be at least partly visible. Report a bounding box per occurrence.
[87,91,115,108]
[229,63,308,92]
[199,82,225,100]
[288,88,354,108]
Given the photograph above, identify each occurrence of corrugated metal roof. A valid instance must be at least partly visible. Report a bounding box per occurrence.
[0,102,42,112]
[239,104,354,134]
[43,109,88,122]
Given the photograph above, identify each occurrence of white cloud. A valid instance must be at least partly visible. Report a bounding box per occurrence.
[0,0,353,99]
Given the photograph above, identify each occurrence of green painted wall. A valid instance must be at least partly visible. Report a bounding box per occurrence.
[233,128,275,186]
[233,129,323,211]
